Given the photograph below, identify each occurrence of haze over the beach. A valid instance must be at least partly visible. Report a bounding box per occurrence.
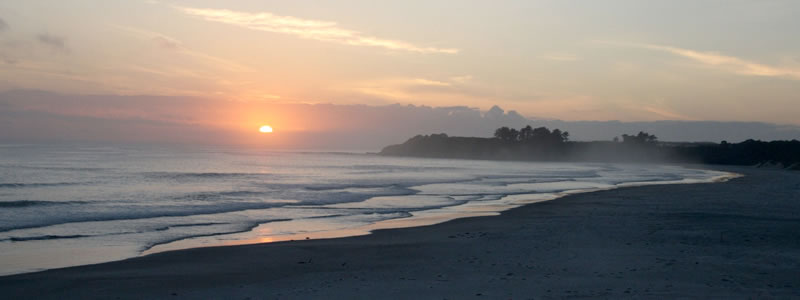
[1,0,799,148]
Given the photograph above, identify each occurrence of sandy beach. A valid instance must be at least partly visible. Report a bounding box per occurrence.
[1,165,798,299]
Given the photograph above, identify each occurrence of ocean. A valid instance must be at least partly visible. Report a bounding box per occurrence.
[0,144,728,275]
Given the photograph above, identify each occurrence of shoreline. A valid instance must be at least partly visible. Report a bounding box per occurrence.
[0,163,727,276]
[2,166,798,298]
[144,166,737,257]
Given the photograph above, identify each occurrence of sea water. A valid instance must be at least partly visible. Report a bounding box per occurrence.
[0,144,727,275]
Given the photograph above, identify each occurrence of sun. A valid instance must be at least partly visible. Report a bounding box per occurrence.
[259,125,273,133]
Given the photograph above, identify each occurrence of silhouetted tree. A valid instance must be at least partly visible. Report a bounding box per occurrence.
[622,131,658,144]
[519,125,534,141]
[494,127,509,140]
[638,131,657,143]
[383,127,800,167]
[509,128,520,141]
[498,125,569,144]
[552,129,569,143]
[494,126,519,141]
[531,127,552,141]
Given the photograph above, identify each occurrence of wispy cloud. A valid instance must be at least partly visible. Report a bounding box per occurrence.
[540,53,580,62]
[351,77,453,99]
[409,78,452,87]
[36,33,69,53]
[177,7,459,54]
[151,35,182,50]
[112,25,253,73]
[645,44,800,80]
[0,17,8,32]
[449,75,473,83]
[638,105,693,120]
[603,41,800,80]
[347,75,539,105]
[113,26,183,50]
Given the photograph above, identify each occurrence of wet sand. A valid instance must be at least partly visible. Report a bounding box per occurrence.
[1,166,799,299]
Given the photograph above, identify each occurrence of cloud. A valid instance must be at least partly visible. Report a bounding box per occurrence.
[638,106,693,121]
[112,25,254,73]
[645,44,800,80]
[0,17,8,32]
[450,75,473,83]
[113,26,183,50]
[1,54,18,65]
[350,77,458,100]
[177,7,459,54]
[540,53,580,62]
[151,35,182,50]
[4,90,799,148]
[36,33,69,53]
[343,75,543,107]
[604,41,800,80]
[409,78,451,87]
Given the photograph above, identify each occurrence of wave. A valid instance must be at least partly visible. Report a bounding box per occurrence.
[303,183,410,191]
[172,190,269,201]
[141,211,418,252]
[0,201,294,233]
[153,222,230,231]
[4,234,90,242]
[1,221,278,244]
[0,189,409,233]
[0,200,87,208]
[301,177,483,192]
[140,219,291,252]
[348,164,461,171]
[0,173,686,234]
[0,165,109,172]
[171,185,418,206]
[0,182,86,189]
[143,172,272,179]
[304,210,415,219]
[599,174,684,185]
[307,163,464,175]
[294,151,368,156]
[1,223,240,243]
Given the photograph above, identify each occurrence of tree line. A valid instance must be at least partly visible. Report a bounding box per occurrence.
[380,125,800,169]
[493,126,569,143]
[494,125,659,146]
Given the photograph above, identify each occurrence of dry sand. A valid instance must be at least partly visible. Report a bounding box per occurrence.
[1,166,799,299]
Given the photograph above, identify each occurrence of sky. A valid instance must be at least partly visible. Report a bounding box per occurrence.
[1,1,799,147]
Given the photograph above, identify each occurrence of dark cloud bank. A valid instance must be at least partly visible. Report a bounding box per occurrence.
[1,90,798,150]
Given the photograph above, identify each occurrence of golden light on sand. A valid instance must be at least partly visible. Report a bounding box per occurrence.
[259,125,273,133]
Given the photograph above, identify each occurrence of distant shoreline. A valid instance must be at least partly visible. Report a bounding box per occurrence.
[380,131,800,169]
